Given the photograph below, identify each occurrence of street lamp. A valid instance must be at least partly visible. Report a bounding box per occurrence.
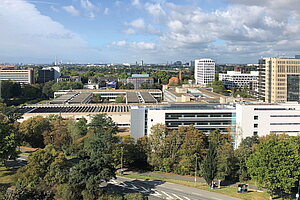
[120,147,124,175]
[296,179,300,200]
[194,155,197,186]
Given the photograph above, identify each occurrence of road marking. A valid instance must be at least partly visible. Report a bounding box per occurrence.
[128,184,138,190]
[150,189,162,197]
[183,196,191,200]
[172,193,183,200]
[141,186,150,192]
[161,191,175,199]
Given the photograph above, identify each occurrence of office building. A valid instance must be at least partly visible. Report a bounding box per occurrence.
[236,102,300,146]
[0,68,34,84]
[130,103,236,141]
[219,71,259,91]
[193,59,215,85]
[38,68,55,83]
[127,74,154,89]
[57,76,82,82]
[259,56,300,103]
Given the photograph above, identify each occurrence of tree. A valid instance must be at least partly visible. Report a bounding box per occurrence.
[16,145,70,188]
[210,80,225,94]
[19,116,50,148]
[202,143,217,185]
[0,114,19,163]
[120,83,134,90]
[247,134,300,198]
[68,114,117,199]
[115,95,125,103]
[42,81,55,99]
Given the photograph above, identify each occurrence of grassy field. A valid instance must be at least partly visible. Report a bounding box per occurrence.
[123,173,270,200]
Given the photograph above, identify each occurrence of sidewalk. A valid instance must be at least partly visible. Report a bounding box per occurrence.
[126,171,265,192]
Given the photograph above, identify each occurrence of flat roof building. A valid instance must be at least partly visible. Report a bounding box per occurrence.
[193,59,215,85]
[0,68,34,84]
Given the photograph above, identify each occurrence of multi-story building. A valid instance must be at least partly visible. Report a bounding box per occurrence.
[127,74,154,89]
[130,103,236,141]
[38,68,55,83]
[236,102,300,146]
[193,59,215,85]
[219,71,259,92]
[0,68,34,84]
[259,56,300,103]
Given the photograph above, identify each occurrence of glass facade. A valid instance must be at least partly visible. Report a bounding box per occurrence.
[287,75,300,101]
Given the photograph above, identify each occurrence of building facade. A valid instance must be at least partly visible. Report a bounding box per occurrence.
[236,103,300,146]
[259,56,300,103]
[130,104,236,142]
[219,71,259,91]
[127,75,154,89]
[194,59,215,85]
[0,69,34,84]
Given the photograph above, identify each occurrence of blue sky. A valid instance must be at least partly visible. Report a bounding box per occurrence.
[1,0,300,64]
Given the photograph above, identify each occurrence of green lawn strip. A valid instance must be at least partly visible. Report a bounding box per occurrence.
[122,173,270,200]
[0,166,17,194]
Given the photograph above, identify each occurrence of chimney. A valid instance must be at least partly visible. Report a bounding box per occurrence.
[179,71,182,82]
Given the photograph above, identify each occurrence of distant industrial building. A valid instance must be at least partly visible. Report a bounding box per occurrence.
[0,68,34,84]
[86,77,118,89]
[259,56,300,103]
[127,74,154,89]
[193,59,215,85]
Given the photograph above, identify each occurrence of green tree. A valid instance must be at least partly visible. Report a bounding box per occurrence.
[247,134,300,198]
[19,116,50,148]
[0,114,19,163]
[115,95,125,103]
[42,81,55,99]
[16,145,68,188]
[120,83,134,89]
[68,114,117,199]
[202,143,217,185]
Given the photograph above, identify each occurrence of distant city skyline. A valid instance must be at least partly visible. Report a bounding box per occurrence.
[1,0,300,64]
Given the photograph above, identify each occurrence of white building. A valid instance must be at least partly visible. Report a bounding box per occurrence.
[194,59,215,85]
[42,67,61,81]
[219,71,259,91]
[236,103,300,146]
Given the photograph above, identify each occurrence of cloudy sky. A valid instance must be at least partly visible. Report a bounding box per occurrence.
[1,0,300,64]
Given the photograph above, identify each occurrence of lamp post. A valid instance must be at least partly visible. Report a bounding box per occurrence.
[194,155,197,186]
[296,179,300,200]
[120,147,124,175]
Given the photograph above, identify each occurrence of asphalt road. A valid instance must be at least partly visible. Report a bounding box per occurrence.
[105,176,241,200]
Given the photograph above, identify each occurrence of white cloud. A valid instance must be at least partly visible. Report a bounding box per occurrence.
[104,7,109,15]
[131,42,156,50]
[131,0,141,7]
[112,41,156,50]
[112,41,127,47]
[127,18,145,29]
[62,5,81,16]
[0,0,100,63]
[123,28,136,35]
[80,0,97,19]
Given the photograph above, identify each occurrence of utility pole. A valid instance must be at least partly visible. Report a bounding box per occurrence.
[194,155,197,186]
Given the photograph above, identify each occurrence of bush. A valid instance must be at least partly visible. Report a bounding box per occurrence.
[124,193,146,200]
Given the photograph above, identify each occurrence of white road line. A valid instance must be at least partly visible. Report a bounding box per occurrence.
[161,191,175,200]
[172,193,184,200]
[183,196,191,200]
[141,186,150,192]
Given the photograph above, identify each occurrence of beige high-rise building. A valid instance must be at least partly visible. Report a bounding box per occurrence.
[259,56,300,103]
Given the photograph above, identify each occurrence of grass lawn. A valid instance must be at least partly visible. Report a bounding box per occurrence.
[0,166,17,196]
[122,173,270,200]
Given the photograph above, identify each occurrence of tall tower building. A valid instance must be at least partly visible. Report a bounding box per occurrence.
[259,56,300,103]
[194,59,215,85]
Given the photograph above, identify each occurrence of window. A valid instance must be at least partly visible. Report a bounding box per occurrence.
[254,124,258,128]
[254,116,258,120]
[253,131,258,136]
